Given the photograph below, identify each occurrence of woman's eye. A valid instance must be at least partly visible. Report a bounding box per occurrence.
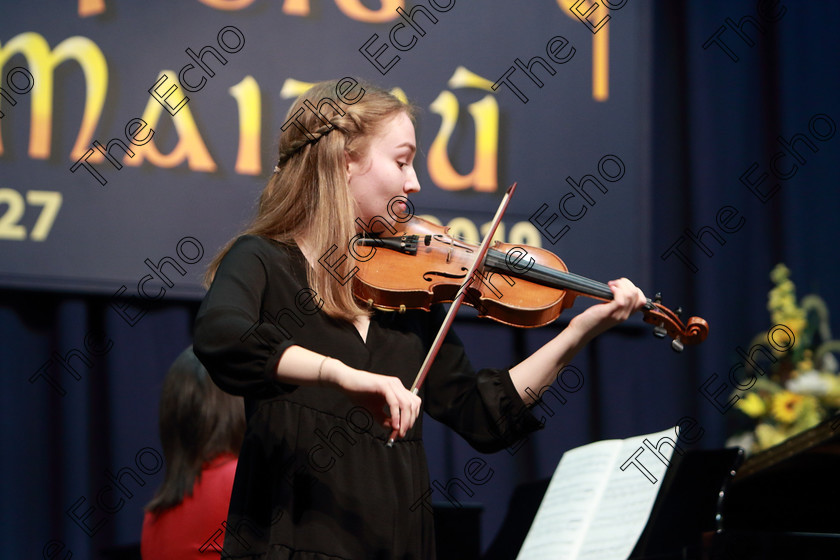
[397,162,408,168]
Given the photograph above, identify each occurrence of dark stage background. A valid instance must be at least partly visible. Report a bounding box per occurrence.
[1,1,838,558]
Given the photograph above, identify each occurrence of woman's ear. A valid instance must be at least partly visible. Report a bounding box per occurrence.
[344,150,353,182]
[345,149,367,182]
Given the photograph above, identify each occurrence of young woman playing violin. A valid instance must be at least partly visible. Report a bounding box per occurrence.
[193,79,646,560]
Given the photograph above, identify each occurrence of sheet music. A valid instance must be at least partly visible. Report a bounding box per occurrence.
[517,427,677,560]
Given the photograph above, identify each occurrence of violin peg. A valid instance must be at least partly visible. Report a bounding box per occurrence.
[671,338,685,352]
[675,307,683,317]
[654,292,662,304]
[653,324,667,338]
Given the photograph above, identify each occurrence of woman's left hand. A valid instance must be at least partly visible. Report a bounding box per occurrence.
[568,277,647,339]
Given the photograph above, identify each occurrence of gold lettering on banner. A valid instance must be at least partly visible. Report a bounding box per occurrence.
[0,32,107,159]
[418,214,542,249]
[508,220,542,248]
[115,70,216,171]
[279,78,315,99]
[230,76,261,175]
[334,0,401,22]
[78,0,106,17]
[558,0,610,101]
[82,0,400,21]
[281,0,401,21]
[427,67,499,192]
[197,0,256,10]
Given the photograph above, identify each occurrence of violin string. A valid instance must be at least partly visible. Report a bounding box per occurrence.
[485,248,613,299]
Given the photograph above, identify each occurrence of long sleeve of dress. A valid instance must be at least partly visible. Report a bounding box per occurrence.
[193,236,300,399]
[418,306,544,453]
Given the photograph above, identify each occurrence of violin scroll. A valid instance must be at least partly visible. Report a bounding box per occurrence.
[641,295,709,352]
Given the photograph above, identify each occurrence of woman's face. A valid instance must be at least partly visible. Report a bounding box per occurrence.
[347,111,420,231]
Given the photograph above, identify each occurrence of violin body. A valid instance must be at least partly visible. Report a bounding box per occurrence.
[352,216,708,350]
[353,217,574,328]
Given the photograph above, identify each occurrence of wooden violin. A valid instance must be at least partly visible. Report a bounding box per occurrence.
[352,215,708,352]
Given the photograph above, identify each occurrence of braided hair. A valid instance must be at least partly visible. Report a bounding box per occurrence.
[274,124,335,171]
[205,79,416,321]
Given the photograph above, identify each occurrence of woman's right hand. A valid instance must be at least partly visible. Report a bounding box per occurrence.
[321,359,422,440]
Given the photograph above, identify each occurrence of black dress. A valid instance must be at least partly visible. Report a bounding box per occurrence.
[193,235,542,560]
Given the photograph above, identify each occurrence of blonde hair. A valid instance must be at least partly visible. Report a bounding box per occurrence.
[205,79,415,321]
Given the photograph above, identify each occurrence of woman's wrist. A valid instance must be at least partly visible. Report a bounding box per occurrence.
[274,346,354,388]
[317,356,330,386]
[319,357,349,388]
[566,303,621,344]
[562,314,595,347]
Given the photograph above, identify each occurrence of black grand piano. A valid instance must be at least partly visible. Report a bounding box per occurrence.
[477,415,840,560]
[631,415,840,559]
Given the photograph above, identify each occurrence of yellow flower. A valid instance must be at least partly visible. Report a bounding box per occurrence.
[790,395,821,435]
[796,350,814,373]
[784,316,806,338]
[755,423,787,450]
[770,263,790,285]
[819,373,840,408]
[766,263,807,339]
[777,279,795,295]
[767,290,793,313]
[736,392,767,418]
[771,391,805,423]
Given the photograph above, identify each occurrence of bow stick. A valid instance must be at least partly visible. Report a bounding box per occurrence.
[387,182,518,446]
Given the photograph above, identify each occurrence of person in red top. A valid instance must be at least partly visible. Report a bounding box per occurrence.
[141,347,245,559]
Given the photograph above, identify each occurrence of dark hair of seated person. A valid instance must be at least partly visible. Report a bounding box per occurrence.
[144,346,245,514]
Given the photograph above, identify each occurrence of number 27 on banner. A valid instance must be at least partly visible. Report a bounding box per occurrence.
[0,189,62,241]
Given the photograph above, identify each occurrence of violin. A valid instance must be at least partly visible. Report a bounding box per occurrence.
[352,215,708,352]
